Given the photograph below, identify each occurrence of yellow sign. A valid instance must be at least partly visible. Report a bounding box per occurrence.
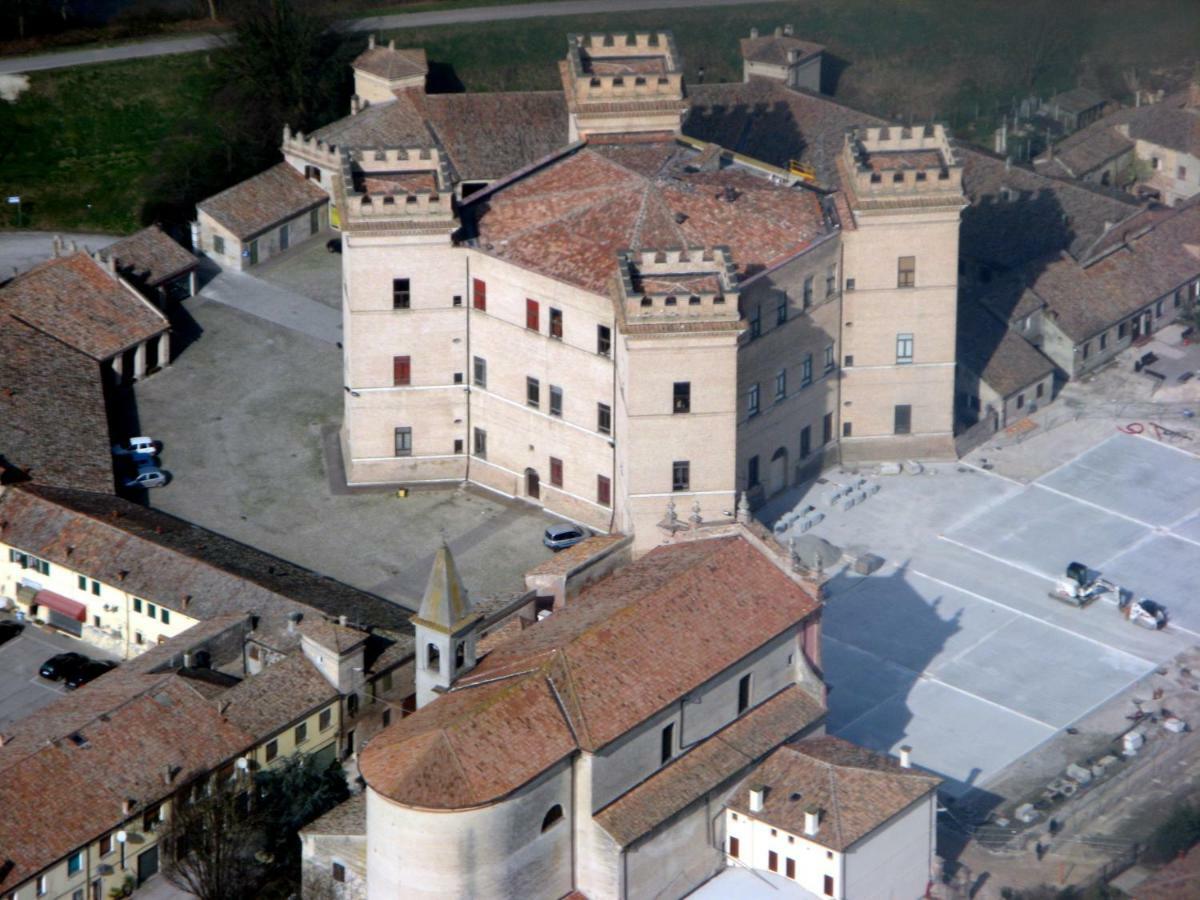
[788,160,816,181]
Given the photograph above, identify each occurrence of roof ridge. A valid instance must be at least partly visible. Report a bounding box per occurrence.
[825,763,844,847]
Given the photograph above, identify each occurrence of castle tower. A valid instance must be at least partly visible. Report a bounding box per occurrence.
[352,34,429,104]
[612,247,743,550]
[411,541,482,708]
[337,145,470,488]
[837,124,965,462]
[561,32,687,141]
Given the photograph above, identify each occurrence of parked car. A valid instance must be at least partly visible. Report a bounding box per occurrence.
[39,651,90,681]
[123,463,168,489]
[112,436,160,459]
[543,523,589,551]
[326,237,342,254]
[65,659,117,690]
[0,620,24,646]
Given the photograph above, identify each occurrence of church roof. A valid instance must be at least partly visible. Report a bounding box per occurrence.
[412,542,478,634]
[360,535,822,810]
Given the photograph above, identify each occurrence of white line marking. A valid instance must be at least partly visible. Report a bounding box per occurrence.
[1032,481,1158,530]
[937,535,1057,582]
[1130,430,1200,461]
[957,459,1023,486]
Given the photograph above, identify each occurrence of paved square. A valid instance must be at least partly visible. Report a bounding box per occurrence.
[0,623,117,730]
[776,433,1200,798]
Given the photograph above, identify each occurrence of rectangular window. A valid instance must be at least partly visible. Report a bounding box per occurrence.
[898,255,916,288]
[454,372,463,384]
[1119,321,1129,339]
[786,857,796,880]
[845,277,856,291]
[673,381,691,414]
[161,608,170,625]
[473,428,487,458]
[549,308,563,339]
[472,278,486,311]
[1082,341,1091,360]
[894,404,912,435]
[452,294,462,307]
[319,707,333,731]
[1156,299,1165,317]
[843,421,852,438]
[660,722,675,764]
[748,384,760,417]
[801,355,813,387]
[844,355,854,367]
[394,427,412,457]
[672,461,690,492]
[525,298,540,331]
[597,324,612,356]
[147,603,157,619]
[823,413,833,445]
[1017,393,1025,410]
[549,385,563,417]
[737,673,751,714]
[768,850,779,873]
[729,836,740,858]
[775,369,786,402]
[826,263,837,296]
[526,377,540,409]
[802,275,813,308]
[91,580,100,596]
[749,305,761,339]
[134,595,142,611]
[295,722,308,745]
[597,475,612,507]
[824,345,835,374]
[213,234,225,256]
[896,333,914,365]
[310,207,320,232]
[473,356,487,388]
[1176,289,1184,309]
[37,875,47,896]
[392,278,410,309]
[393,355,411,386]
[597,403,612,435]
[1100,332,1108,351]
[78,574,86,590]
[68,851,83,875]
[801,425,811,459]
[1037,382,1045,399]
[1179,165,1188,179]
[824,875,835,897]
[454,438,464,454]
[143,804,162,832]
[265,739,278,762]
[332,861,346,883]
[747,456,759,488]
[776,293,788,326]
[100,833,113,856]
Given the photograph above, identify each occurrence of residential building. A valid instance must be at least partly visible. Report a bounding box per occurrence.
[956,299,1056,431]
[303,519,829,899]
[96,224,199,306]
[1041,87,1109,133]
[739,25,824,93]
[724,738,941,900]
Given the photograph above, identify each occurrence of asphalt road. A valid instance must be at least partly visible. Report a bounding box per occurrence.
[0,0,775,74]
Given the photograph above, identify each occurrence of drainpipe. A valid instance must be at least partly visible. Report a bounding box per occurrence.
[463,256,472,486]
[608,331,618,534]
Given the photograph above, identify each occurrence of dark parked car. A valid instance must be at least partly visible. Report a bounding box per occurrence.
[0,620,24,646]
[65,659,117,690]
[39,651,90,681]
[326,237,342,254]
[543,523,589,551]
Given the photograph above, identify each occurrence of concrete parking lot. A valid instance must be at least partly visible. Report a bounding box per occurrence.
[768,433,1200,800]
[131,278,556,611]
[0,621,118,730]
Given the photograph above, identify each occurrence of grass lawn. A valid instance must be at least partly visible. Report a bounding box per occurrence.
[1,0,1196,234]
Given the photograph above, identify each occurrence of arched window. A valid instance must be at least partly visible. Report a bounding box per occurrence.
[427,642,441,673]
[455,641,465,669]
[541,804,564,832]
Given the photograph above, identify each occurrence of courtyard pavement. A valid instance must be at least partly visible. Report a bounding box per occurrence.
[0,621,119,731]
[766,433,1200,801]
[0,230,116,278]
[130,261,556,612]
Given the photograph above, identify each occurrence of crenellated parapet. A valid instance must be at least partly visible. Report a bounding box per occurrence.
[842,124,964,206]
[336,147,457,230]
[282,124,342,170]
[566,32,683,102]
[615,246,742,327]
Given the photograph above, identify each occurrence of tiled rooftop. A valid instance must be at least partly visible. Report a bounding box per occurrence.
[957,300,1056,398]
[97,225,197,291]
[726,736,941,852]
[197,162,328,241]
[739,33,823,68]
[467,139,830,295]
[360,536,821,809]
[353,44,427,83]
[0,252,168,361]
[302,792,366,836]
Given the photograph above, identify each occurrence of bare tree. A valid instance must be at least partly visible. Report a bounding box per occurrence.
[161,779,267,900]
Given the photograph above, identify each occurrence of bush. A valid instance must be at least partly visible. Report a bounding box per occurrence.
[1145,802,1200,864]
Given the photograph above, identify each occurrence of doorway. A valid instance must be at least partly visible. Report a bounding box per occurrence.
[137,845,160,885]
[525,468,540,499]
[768,447,789,496]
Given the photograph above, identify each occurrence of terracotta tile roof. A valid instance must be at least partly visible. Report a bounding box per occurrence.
[300,618,368,654]
[221,652,336,740]
[353,45,427,82]
[0,484,411,642]
[595,685,824,847]
[1128,90,1200,156]
[360,536,820,809]
[197,163,328,241]
[1047,87,1107,115]
[957,301,1056,398]
[98,225,197,290]
[311,90,435,148]
[525,534,627,577]
[302,792,366,836]
[1040,125,1135,179]
[0,253,168,361]
[958,146,1139,269]
[0,317,113,493]
[740,34,823,67]
[686,80,884,186]
[726,736,940,852]
[467,140,831,295]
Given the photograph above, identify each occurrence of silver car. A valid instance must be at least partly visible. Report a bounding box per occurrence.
[543,523,588,551]
[124,464,168,489]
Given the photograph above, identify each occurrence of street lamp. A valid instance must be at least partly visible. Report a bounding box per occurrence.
[116,830,127,871]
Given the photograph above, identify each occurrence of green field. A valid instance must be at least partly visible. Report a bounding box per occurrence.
[1,0,1196,234]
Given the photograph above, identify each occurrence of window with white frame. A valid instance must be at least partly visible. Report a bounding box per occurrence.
[896,333,914,365]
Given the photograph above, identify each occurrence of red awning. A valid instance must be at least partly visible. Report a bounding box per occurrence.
[34,590,86,622]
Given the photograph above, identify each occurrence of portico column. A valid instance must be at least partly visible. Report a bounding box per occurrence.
[110,353,124,384]
[133,342,147,380]
[188,270,198,297]
[157,332,171,368]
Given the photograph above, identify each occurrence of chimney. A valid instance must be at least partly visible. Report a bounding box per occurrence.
[899,745,912,768]
[749,27,758,39]
[783,24,794,36]
[788,49,799,64]
[287,611,303,634]
[162,764,174,785]
[774,26,782,37]
[122,798,135,816]
[351,95,361,115]
[183,652,192,668]
[749,784,766,813]
[368,33,375,50]
[339,614,349,627]
[803,804,820,836]
[388,39,396,51]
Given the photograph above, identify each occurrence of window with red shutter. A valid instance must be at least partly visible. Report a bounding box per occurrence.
[526,299,540,331]
[393,356,411,386]
[550,457,563,487]
[597,475,611,506]
[473,278,487,311]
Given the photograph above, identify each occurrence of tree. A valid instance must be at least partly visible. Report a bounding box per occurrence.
[161,776,267,900]
[254,753,350,874]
